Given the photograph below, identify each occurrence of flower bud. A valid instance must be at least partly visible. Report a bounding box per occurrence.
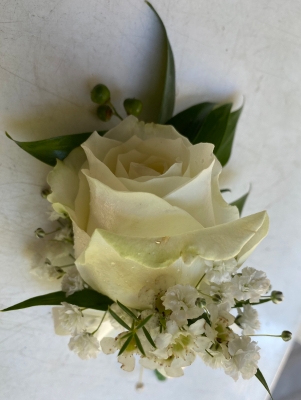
[44,258,52,266]
[91,84,110,105]
[211,294,222,304]
[281,330,292,342]
[35,228,45,238]
[271,290,284,304]
[123,98,143,117]
[97,105,113,122]
[41,188,51,198]
[195,297,206,308]
[135,382,144,391]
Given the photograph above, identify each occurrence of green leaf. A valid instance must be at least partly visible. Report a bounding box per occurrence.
[230,188,250,216]
[5,130,106,167]
[166,102,215,142]
[215,105,243,166]
[109,308,131,330]
[116,300,138,321]
[118,334,134,356]
[146,2,175,123]
[134,333,146,356]
[255,368,274,399]
[192,103,232,148]
[136,314,153,329]
[142,326,156,348]
[0,289,113,312]
[154,369,167,381]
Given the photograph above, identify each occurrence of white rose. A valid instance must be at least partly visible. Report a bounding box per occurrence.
[47,116,269,308]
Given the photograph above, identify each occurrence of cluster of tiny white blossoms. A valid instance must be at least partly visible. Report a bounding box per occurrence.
[31,189,87,297]
[95,263,270,380]
[54,258,291,381]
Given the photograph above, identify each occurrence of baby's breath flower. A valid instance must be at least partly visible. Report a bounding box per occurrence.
[223,336,260,380]
[231,267,270,303]
[235,305,260,335]
[58,302,85,334]
[68,332,100,360]
[161,284,203,326]
[205,258,238,284]
[61,266,87,296]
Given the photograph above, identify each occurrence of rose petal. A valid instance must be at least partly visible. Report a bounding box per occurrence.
[164,158,216,226]
[164,157,239,227]
[119,176,191,198]
[81,131,121,162]
[188,142,215,177]
[237,213,269,265]
[76,232,205,308]
[95,211,269,268]
[104,115,191,147]
[83,171,202,237]
[72,220,91,259]
[82,145,127,191]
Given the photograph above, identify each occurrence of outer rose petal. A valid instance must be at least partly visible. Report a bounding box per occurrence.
[83,171,203,237]
[76,232,206,308]
[104,115,191,146]
[47,147,86,209]
[75,212,268,308]
[95,211,269,268]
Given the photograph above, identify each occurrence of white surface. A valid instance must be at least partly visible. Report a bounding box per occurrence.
[0,1,301,399]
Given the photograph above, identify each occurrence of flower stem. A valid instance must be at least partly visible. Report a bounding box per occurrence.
[245,334,281,338]
[91,310,108,335]
[195,273,206,288]
[108,102,123,121]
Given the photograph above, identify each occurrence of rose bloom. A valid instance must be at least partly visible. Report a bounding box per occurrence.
[48,116,268,308]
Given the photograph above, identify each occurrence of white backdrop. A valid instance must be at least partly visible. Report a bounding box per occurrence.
[1,1,301,399]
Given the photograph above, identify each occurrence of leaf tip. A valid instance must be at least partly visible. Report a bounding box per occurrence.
[5,131,13,140]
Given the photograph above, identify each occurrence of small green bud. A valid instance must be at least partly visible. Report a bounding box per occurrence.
[123,98,143,117]
[281,330,292,342]
[35,228,45,238]
[195,297,206,308]
[97,105,113,121]
[271,290,284,304]
[211,294,222,304]
[44,258,51,266]
[41,188,51,198]
[91,84,110,105]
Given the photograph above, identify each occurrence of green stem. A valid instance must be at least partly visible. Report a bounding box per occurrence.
[245,334,281,338]
[91,310,108,335]
[108,102,123,121]
[195,273,206,288]
[46,228,61,236]
[205,349,214,358]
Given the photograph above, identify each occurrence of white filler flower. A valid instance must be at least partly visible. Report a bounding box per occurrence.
[236,305,261,335]
[58,302,85,334]
[161,284,203,325]
[223,336,260,380]
[231,267,270,303]
[69,332,100,360]
[61,266,86,296]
